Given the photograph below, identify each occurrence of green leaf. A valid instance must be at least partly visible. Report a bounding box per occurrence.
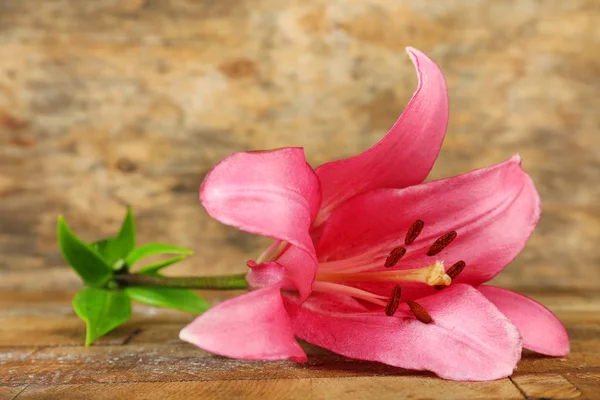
[72,287,132,346]
[91,238,114,257]
[57,216,112,286]
[137,256,186,275]
[125,287,209,314]
[100,208,136,266]
[125,243,193,266]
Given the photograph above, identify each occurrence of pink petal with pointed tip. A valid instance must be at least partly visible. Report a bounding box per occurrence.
[180,285,306,362]
[286,284,521,381]
[200,147,321,297]
[317,156,541,286]
[478,285,569,357]
[315,47,448,222]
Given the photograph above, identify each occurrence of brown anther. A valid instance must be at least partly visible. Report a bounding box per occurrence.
[435,260,466,290]
[405,219,424,245]
[446,260,466,280]
[384,246,406,268]
[426,231,457,256]
[406,300,433,324]
[385,285,403,316]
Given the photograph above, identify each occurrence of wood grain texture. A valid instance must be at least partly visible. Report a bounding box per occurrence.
[14,378,524,400]
[0,0,599,291]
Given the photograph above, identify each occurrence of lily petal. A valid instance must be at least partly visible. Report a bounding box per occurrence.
[478,285,570,357]
[317,156,541,286]
[201,147,320,252]
[180,285,307,362]
[286,284,521,381]
[314,47,448,223]
[200,148,321,297]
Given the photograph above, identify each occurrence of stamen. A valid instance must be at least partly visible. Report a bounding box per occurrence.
[427,231,457,256]
[407,300,433,324]
[312,281,387,306]
[405,219,425,245]
[256,240,289,263]
[434,260,466,290]
[384,247,406,268]
[385,285,402,316]
[446,260,466,279]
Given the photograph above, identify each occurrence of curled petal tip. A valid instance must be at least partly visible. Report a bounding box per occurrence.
[314,44,448,219]
[405,46,420,55]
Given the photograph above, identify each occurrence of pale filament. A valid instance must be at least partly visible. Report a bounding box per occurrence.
[312,281,387,306]
[256,240,289,264]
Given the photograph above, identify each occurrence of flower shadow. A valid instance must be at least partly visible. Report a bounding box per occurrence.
[297,341,436,379]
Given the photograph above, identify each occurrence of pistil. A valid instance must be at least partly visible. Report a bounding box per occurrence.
[316,261,451,287]
[435,260,466,290]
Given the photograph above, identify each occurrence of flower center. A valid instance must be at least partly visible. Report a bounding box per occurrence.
[312,219,468,323]
[252,219,468,323]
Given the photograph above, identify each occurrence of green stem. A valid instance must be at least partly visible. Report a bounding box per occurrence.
[114,273,248,290]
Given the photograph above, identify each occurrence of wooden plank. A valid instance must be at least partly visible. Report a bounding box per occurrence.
[5,341,597,387]
[511,373,581,399]
[17,376,523,400]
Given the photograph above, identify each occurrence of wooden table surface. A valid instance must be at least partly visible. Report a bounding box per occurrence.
[0,288,598,400]
[1,0,600,399]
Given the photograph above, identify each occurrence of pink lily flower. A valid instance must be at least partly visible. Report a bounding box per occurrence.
[180,48,569,381]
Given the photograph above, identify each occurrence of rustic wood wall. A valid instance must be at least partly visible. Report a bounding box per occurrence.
[1,0,598,291]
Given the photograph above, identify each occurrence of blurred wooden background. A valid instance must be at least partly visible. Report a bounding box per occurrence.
[1,0,599,292]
